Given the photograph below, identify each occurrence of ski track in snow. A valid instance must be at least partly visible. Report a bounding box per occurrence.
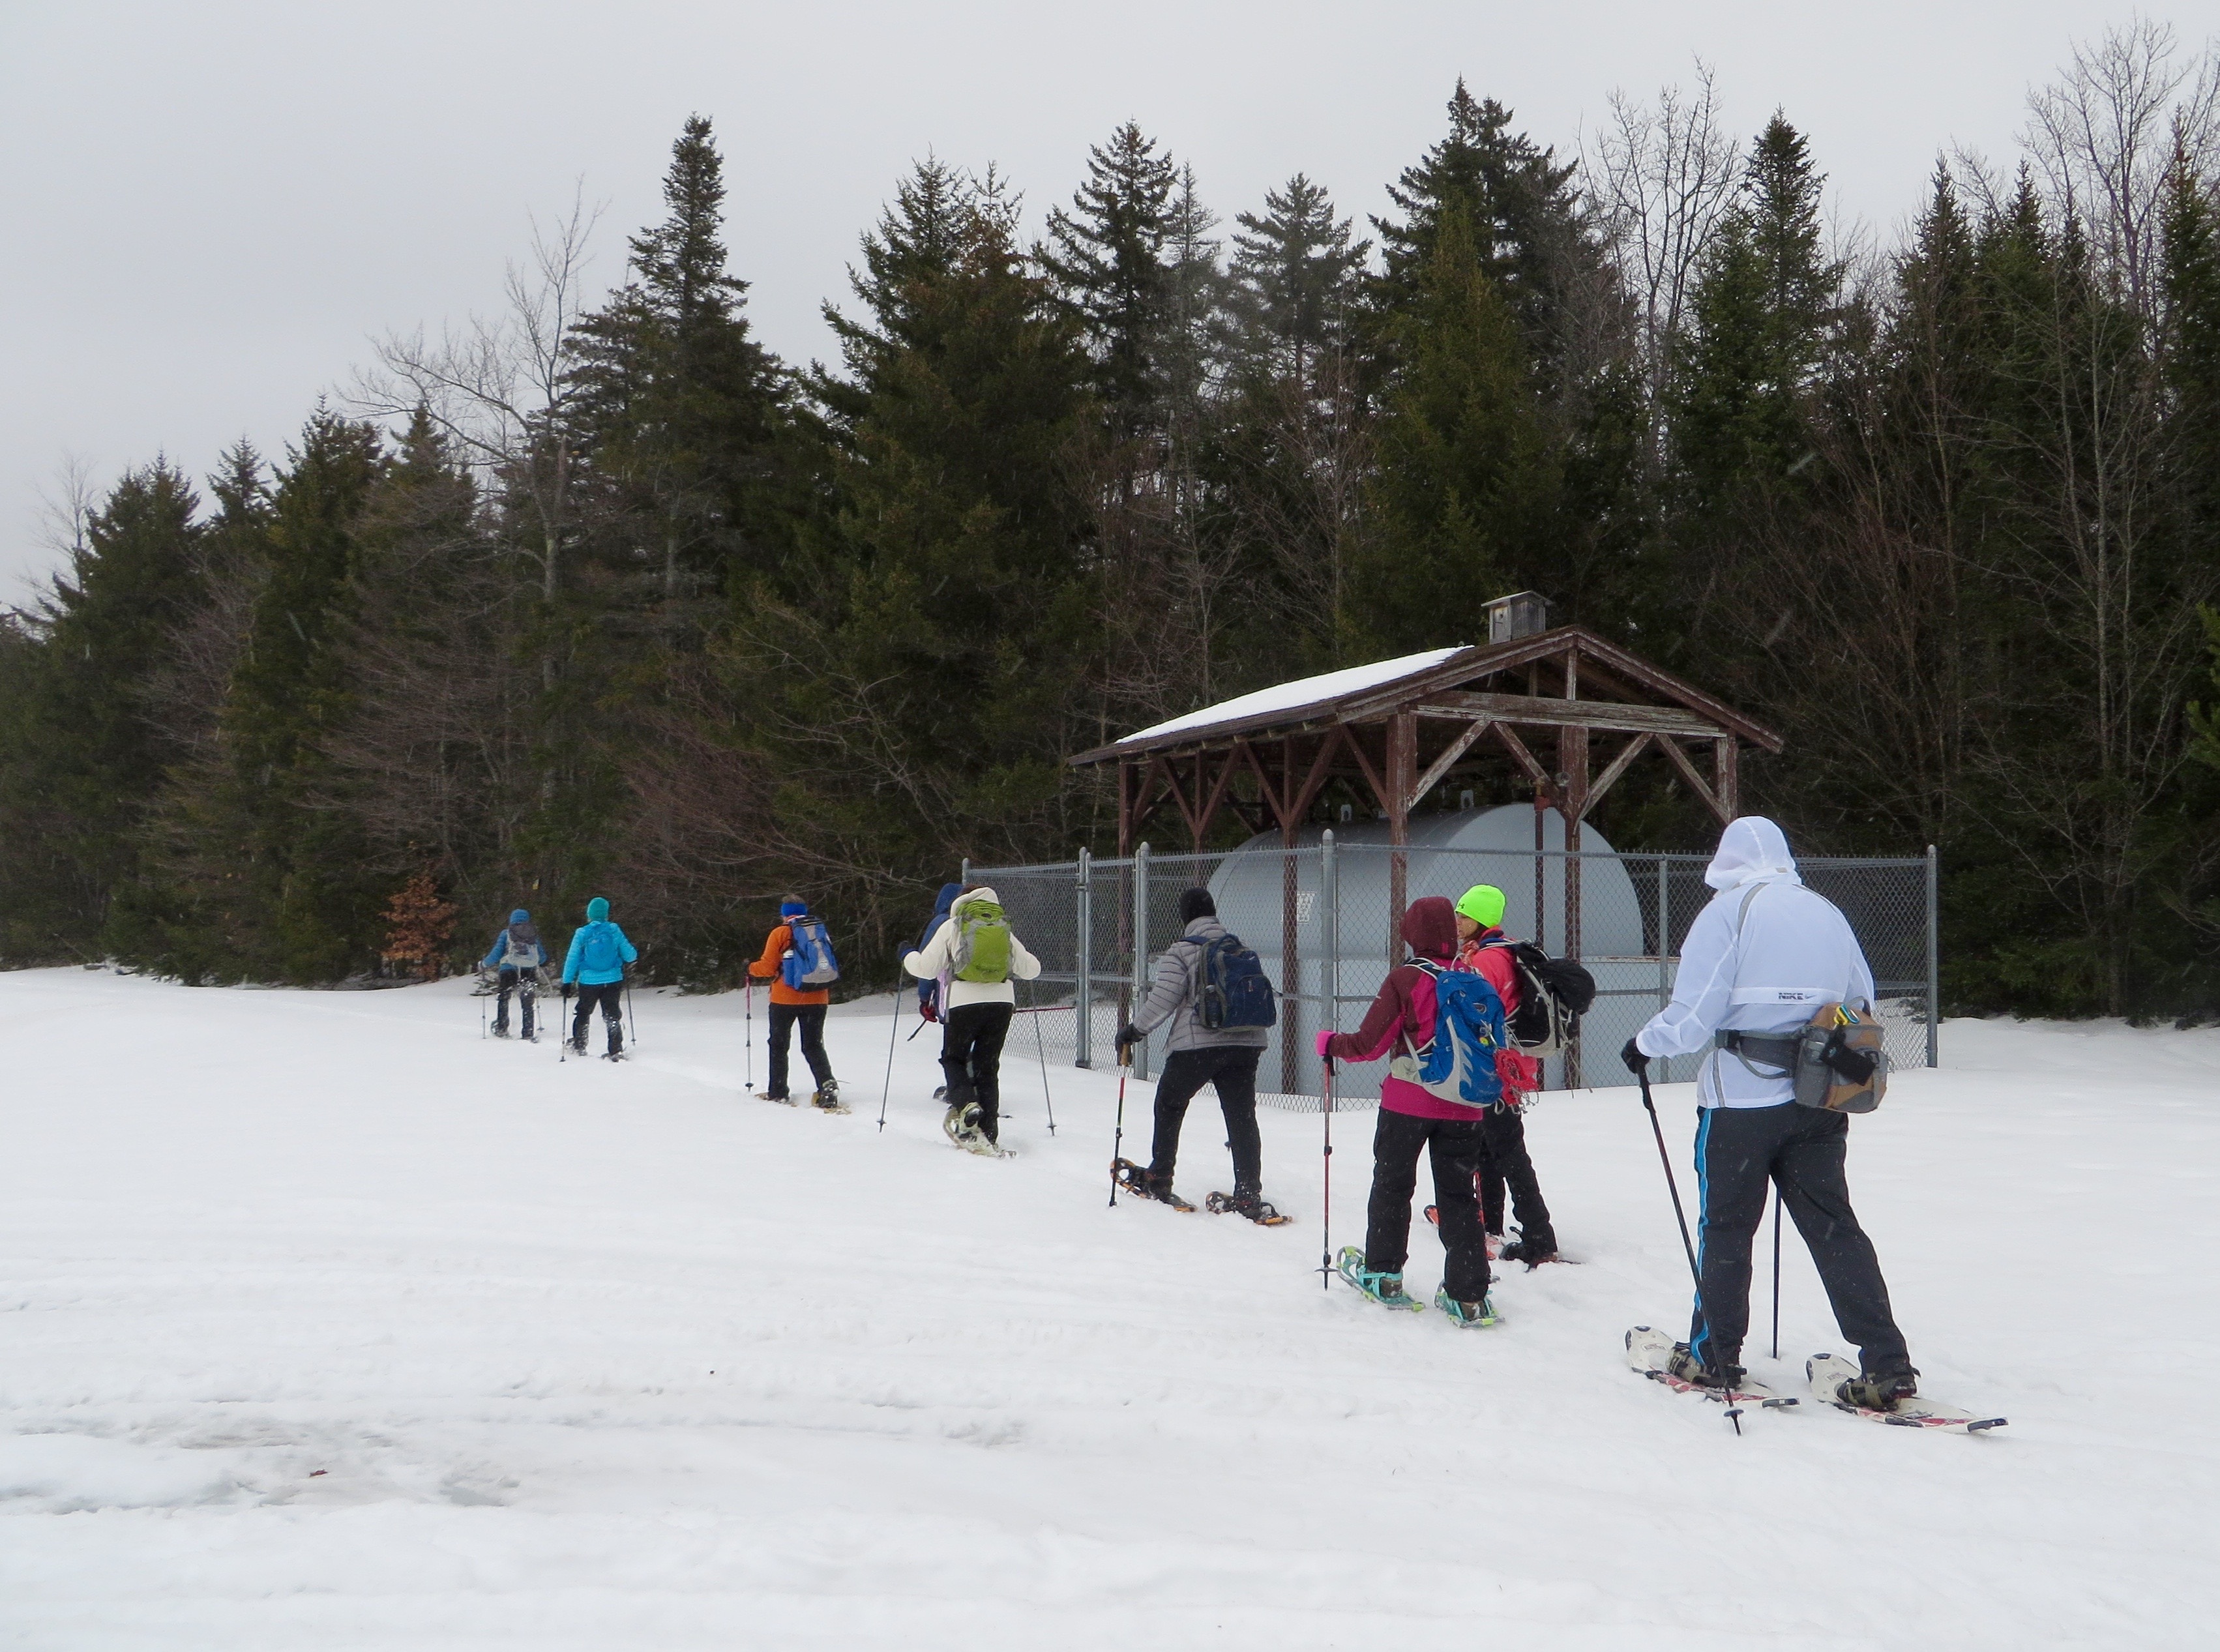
[0,967,2214,1649]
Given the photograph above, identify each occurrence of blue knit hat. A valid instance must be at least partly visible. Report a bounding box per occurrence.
[511,908,529,924]
[587,896,610,921]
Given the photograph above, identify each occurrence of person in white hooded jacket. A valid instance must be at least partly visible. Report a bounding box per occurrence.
[1622,816,1916,1409]
[901,885,1041,1147]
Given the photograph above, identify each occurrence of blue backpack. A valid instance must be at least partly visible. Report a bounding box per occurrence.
[1389,961,1508,1109]
[1195,931,1277,1031]
[781,918,841,990]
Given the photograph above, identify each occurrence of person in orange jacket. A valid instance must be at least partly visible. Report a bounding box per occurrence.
[748,895,838,1108]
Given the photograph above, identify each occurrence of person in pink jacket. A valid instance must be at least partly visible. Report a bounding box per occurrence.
[1318,896,1495,1326]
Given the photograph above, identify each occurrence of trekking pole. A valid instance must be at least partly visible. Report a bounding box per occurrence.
[1770,1186,1784,1362]
[1108,1045,1130,1207]
[744,977,754,1091]
[1318,1054,1335,1291]
[626,979,639,1052]
[480,977,487,1040]
[558,984,570,1063]
[1032,983,1057,1136]
[1639,1063,1742,1431]
[877,985,902,1132]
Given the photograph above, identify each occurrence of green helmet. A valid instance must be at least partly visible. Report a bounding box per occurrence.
[1455,884,1505,929]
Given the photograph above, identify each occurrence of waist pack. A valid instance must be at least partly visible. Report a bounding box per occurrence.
[951,904,1013,984]
[1721,1001,1887,1113]
[781,917,842,989]
[1193,931,1276,1030]
[1387,962,1509,1110]
[1482,939,1595,1055]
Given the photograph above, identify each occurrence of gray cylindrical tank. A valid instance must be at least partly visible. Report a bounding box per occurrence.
[1202,805,1655,1095]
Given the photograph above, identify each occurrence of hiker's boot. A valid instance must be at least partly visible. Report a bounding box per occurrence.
[1433,1287,1501,1327]
[812,1079,842,1111]
[1498,1226,1560,1267]
[1666,1342,1746,1393]
[1837,1364,1919,1411]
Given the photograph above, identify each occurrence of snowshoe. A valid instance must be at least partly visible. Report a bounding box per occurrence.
[1665,1342,1746,1394]
[1204,1190,1291,1226]
[943,1099,983,1145]
[758,1089,799,1107]
[600,1049,627,1063]
[1335,1245,1426,1311]
[491,1026,512,1040]
[811,1080,850,1115]
[1433,1286,1501,1328]
[1419,1205,1507,1259]
[569,1038,589,1056]
[1112,1158,1193,1211]
[1625,1327,1792,1408]
[1805,1353,2003,1432]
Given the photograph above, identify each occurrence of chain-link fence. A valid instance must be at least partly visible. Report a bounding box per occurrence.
[969,836,1936,1111]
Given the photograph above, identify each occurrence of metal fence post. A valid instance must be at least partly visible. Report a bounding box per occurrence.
[1131,842,1151,1081]
[1657,854,1671,1085]
[961,857,971,887]
[1320,829,1339,1070]
[1925,843,1940,1069]
[1075,849,1093,1069]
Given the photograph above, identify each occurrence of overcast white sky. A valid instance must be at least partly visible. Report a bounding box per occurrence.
[3,1,2212,599]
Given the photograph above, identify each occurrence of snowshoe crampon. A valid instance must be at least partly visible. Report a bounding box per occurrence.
[1434,1286,1500,1327]
[1806,1353,2005,1432]
[1625,1327,1795,1408]
[1111,1158,1192,1211]
[1204,1190,1290,1225]
[1335,1245,1426,1311]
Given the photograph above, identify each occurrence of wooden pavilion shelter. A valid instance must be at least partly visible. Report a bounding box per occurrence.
[1069,597,1783,969]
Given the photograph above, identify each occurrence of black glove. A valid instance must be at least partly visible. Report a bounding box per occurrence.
[1113,1023,1142,1056]
[1620,1037,1649,1076]
[561,982,574,1001]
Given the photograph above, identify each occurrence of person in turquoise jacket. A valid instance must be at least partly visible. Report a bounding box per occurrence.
[561,896,638,1057]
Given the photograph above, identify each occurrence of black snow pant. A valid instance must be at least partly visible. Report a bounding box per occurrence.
[570,981,623,1054]
[1365,1108,1490,1305]
[941,1002,1013,1143]
[1147,1045,1264,1193]
[1475,1105,1554,1250]
[1689,1101,1909,1376]
[494,966,537,1037]
[767,1003,833,1100]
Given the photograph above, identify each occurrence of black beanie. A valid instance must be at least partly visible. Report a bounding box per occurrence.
[1178,887,1216,925]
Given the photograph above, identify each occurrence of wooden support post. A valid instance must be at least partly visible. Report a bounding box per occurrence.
[1280,821,1301,1095]
[1715,736,1739,821]
[1387,712,1416,966]
[1561,725,1589,1089]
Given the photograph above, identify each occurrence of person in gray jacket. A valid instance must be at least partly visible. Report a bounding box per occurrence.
[1113,888,1277,1218]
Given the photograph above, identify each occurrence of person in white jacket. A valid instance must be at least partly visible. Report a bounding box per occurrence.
[1621,816,1916,1409]
[901,886,1041,1148]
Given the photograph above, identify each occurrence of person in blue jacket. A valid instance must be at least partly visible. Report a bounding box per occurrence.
[561,896,638,1058]
[481,908,546,1040]
[915,883,963,1024]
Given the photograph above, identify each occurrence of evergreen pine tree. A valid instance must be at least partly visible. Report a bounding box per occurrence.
[568,115,784,621]
[1226,174,1367,400]
[0,464,203,957]
[1041,121,1179,434]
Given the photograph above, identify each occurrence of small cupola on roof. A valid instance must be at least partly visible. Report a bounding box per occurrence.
[1486,591,1550,643]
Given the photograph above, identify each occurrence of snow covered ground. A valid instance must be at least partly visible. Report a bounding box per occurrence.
[1,966,2215,1649]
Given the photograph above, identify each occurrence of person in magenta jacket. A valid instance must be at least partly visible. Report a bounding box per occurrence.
[1318,895,1494,1323]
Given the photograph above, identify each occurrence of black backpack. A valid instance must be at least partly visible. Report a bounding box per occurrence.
[1485,940,1595,1055]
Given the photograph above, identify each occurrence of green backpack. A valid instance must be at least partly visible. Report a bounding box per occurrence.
[951,902,1013,983]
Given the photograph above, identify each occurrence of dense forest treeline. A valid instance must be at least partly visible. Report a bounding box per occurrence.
[7,21,2220,1017]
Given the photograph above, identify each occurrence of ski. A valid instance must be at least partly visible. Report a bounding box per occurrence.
[1111,1158,1193,1211]
[1806,1355,2006,1433]
[1335,1245,1428,1311]
[1625,1327,1798,1409]
[1203,1190,1292,1225]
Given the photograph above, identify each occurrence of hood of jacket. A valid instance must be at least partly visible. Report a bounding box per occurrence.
[586,896,611,922]
[1703,816,1803,892]
[953,887,999,916]
[1400,895,1458,962]
[932,883,962,919]
[510,908,530,924]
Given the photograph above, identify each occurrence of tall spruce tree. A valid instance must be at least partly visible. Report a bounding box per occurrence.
[1226,174,1367,400]
[568,115,784,624]
[0,464,203,958]
[1042,121,1179,435]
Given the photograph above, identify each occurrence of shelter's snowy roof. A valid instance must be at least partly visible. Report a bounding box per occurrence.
[1116,648,1467,748]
